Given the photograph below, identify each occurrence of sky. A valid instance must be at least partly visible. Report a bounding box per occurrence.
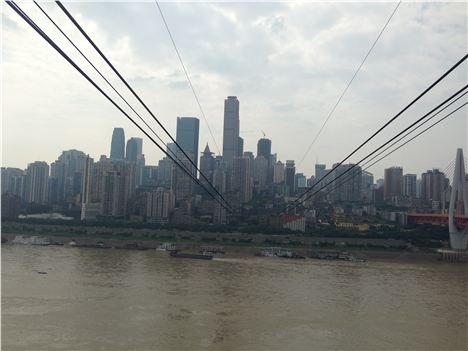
[2,1,467,179]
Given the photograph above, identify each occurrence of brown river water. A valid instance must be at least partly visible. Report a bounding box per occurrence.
[1,244,467,350]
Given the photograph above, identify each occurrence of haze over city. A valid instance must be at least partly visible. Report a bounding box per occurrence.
[3,1,466,178]
[2,2,468,350]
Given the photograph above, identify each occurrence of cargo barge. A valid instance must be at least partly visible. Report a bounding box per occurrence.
[169,250,213,260]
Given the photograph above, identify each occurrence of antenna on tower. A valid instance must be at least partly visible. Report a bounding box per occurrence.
[261,130,266,138]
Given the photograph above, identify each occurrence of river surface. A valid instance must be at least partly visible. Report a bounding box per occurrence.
[2,245,467,350]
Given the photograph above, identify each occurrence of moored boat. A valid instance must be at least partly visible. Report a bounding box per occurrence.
[169,250,213,260]
[157,242,176,251]
[199,245,225,255]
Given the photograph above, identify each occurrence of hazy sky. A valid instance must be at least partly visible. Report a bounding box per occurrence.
[2,1,467,179]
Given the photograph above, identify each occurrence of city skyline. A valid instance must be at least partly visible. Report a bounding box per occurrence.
[2,3,468,349]
[3,2,466,178]
[3,119,460,182]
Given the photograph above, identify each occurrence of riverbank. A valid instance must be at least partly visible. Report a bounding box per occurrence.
[0,231,443,262]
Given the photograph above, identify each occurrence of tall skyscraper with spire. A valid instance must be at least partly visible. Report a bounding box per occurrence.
[222,96,240,166]
[200,143,215,185]
[110,128,125,160]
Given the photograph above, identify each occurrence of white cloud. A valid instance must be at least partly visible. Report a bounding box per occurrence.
[2,1,466,179]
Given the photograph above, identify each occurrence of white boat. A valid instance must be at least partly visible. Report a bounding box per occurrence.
[12,235,51,245]
[156,242,176,251]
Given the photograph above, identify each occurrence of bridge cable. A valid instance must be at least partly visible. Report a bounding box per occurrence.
[288,87,467,209]
[5,1,231,212]
[284,53,468,213]
[295,100,467,206]
[320,102,467,203]
[55,1,232,210]
[346,90,467,174]
[298,1,401,168]
[155,0,221,155]
[285,82,468,212]
[33,1,198,184]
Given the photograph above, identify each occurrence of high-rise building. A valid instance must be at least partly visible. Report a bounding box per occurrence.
[126,137,143,162]
[176,117,200,167]
[172,158,195,204]
[157,157,173,188]
[1,167,24,198]
[314,163,328,192]
[101,161,136,217]
[361,170,374,203]
[232,156,253,203]
[126,137,145,186]
[222,96,240,166]
[273,161,285,184]
[81,155,94,204]
[101,170,125,217]
[238,137,244,157]
[110,128,125,160]
[253,155,269,191]
[295,173,307,190]
[331,164,362,202]
[213,156,227,194]
[421,169,448,204]
[257,138,272,163]
[172,118,199,202]
[166,143,178,157]
[50,149,87,205]
[80,155,102,220]
[315,164,327,181]
[416,178,422,198]
[1,192,21,219]
[403,174,417,199]
[146,187,175,222]
[384,167,403,200]
[142,166,159,186]
[284,160,296,196]
[89,155,114,203]
[199,143,215,189]
[24,161,49,204]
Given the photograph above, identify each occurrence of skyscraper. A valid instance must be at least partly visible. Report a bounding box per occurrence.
[171,117,199,203]
[50,149,87,205]
[24,161,49,204]
[146,187,175,222]
[232,156,253,204]
[284,160,296,196]
[126,137,143,162]
[126,137,145,186]
[295,173,307,190]
[315,164,327,180]
[176,117,200,167]
[421,169,448,203]
[199,143,215,187]
[110,128,125,160]
[361,170,374,203]
[101,162,136,217]
[384,167,403,200]
[172,158,195,203]
[253,155,268,191]
[257,138,272,164]
[1,167,24,198]
[273,161,285,184]
[222,96,240,166]
[403,174,417,199]
[332,164,362,202]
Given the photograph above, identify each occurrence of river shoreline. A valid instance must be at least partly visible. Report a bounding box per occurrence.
[0,232,445,262]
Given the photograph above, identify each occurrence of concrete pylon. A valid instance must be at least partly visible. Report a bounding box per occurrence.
[448,148,468,250]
